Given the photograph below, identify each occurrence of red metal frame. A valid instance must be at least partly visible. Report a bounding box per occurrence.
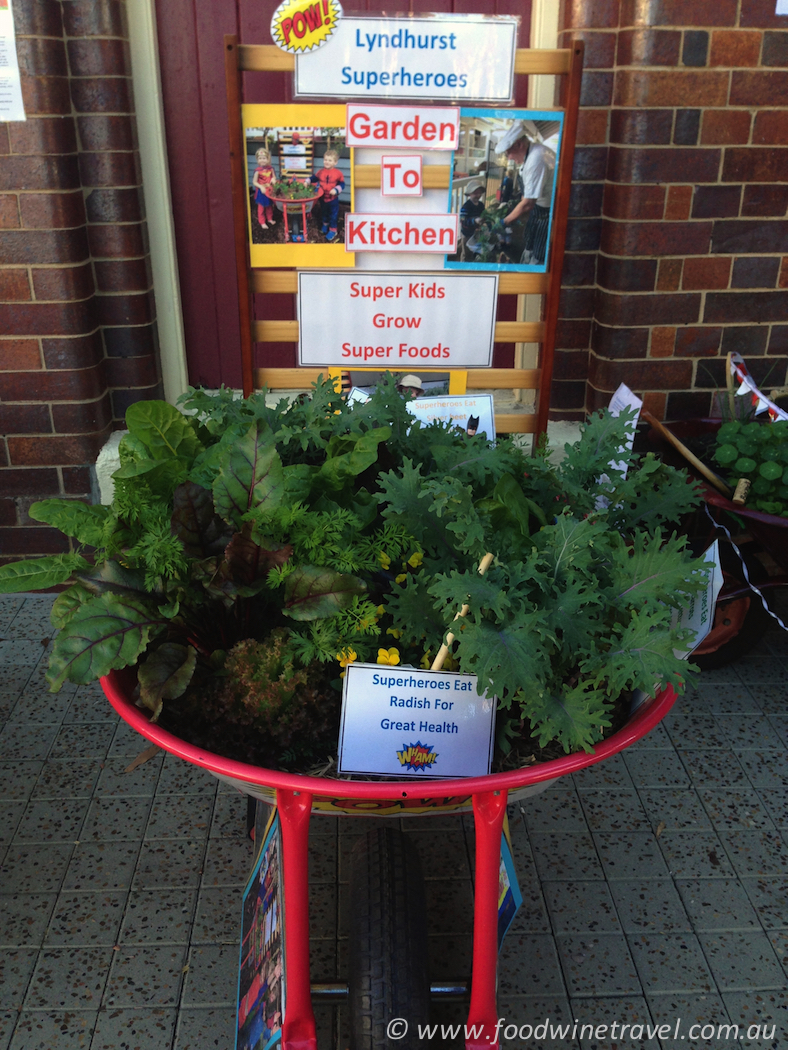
[102,673,676,1050]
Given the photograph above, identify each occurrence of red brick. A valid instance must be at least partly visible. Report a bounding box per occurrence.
[20,76,72,117]
[667,391,713,418]
[589,354,693,390]
[608,147,721,185]
[0,126,8,154]
[596,291,701,327]
[642,392,667,419]
[566,218,602,252]
[0,195,20,228]
[561,0,619,29]
[0,300,96,337]
[674,327,723,356]
[722,149,788,183]
[0,363,105,402]
[753,112,788,146]
[597,256,657,292]
[665,185,693,221]
[704,292,788,323]
[741,0,788,28]
[0,527,71,556]
[743,184,788,215]
[682,256,732,290]
[553,350,591,382]
[0,155,80,192]
[603,184,665,220]
[32,263,94,302]
[52,394,113,434]
[94,258,151,293]
[0,340,42,371]
[8,117,77,155]
[76,115,136,152]
[105,354,158,388]
[42,332,103,369]
[112,383,163,419]
[87,223,147,258]
[14,0,64,38]
[85,187,142,224]
[617,29,680,66]
[657,258,682,291]
[0,468,59,496]
[7,431,110,466]
[0,271,31,302]
[95,291,154,328]
[614,70,728,108]
[650,327,676,357]
[17,37,68,78]
[572,147,608,181]
[692,185,742,218]
[62,466,92,494]
[78,151,138,188]
[70,78,132,114]
[701,111,752,146]
[556,319,592,348]
[620,0,738,26]
[18,191,86,229]
[62,0,127,37]
[576,110,608,145]
[0,499,17,527]
[779,258,788,290]
[550,383,587,412]
[592,324,650,359]
[762,31,788,67]
[731,256,780,288]
[709,30,762,67]
[731,71,788,106]
[557,30,616,69]
[712,220,788,254]
[609,109,673,145]
[602,220,713,256]
[67,38,131,77]
[0,227,89,264]
[0,404,52,434]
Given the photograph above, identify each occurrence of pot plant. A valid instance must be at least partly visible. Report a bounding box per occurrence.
[0,375,708,772]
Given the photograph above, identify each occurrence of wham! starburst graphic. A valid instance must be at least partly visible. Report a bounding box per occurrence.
[270,0,342,55]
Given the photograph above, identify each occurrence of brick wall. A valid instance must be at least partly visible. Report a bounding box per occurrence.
[555,0,788,421]
[0,0,161,563]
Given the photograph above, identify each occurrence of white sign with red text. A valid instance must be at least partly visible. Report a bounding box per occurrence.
[381,155,422,196]
[345,212,458,253]
[346,104,459,149]
[297,270,497,367]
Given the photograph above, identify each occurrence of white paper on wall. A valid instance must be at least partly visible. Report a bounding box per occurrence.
[0,0,25,122]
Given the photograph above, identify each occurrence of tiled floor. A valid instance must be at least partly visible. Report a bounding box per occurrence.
[0,594,787,1049]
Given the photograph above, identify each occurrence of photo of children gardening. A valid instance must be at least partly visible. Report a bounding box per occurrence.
[446,111,562,272]
[246,125,350,246]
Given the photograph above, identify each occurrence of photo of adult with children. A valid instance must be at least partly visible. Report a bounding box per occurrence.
[446,112,563,273]
[246,125,351,246]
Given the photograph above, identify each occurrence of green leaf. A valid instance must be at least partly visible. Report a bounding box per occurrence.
[46,593,167,690]
[125,401,203,461]
[170,482,221,558]
[454,613,554,700]
[427,567,512,622]
[212,420,284,526]
[316,427,390,491]
[585,607,692,698]
[521,680,611,754]
[28,500,110,547]
[224,531,293,585]
[76,559,147,598]
[138,642,197,719]
[50,583,93,629]
[609,530,707,611]
[538,578,604,652]
[383,574,448,649]
[0,554,89,595]
[282,564,366,621]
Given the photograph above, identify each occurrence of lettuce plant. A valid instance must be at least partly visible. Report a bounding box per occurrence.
[0,376,707,757]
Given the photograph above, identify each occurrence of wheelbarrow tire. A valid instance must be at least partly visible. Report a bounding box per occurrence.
[348,827,430,1050]
[693,542,771,670]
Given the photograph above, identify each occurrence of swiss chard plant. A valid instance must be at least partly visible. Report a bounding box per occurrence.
[0,376,708,760]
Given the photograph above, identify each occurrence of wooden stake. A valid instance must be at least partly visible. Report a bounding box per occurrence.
[641,409,733,498]
[431,552,495,672]
[726,352,736,420]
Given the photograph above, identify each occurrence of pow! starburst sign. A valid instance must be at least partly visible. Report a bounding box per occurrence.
[271,0,342,54]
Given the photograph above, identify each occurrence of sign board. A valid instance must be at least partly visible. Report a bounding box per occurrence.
[498,832,522,950]
[295,15,518,103]
[344,212,458,253]
[346,104,459,150]
[338,663,495,778]
[406,393,496,442]
[673,539,725,661]
[237,812,285,1050]
[297,271,497,368]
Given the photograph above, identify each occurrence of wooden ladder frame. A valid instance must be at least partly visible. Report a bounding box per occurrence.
[224,37,584,440]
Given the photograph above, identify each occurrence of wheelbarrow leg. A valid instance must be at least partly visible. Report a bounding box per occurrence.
[466,789,507,1050]
[277,788,317,1050]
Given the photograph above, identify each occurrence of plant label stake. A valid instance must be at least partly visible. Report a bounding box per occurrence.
[431,552,494,671]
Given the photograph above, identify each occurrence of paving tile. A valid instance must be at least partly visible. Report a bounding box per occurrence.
[698,931,785,991]
[646,993,736,1049]
[400,830,468,880]
[735,657,787,683]
[182,945,237,1006]
[543,881,620,933]
[675,878,759,931]
[200,838,253,888]
[571,997,660,1050]
[740,877,788,929]
[64,843,141,892]
[7,690,72,724]
[755,788,788,828]
[623,750,691,789]
[421,878,475,937]
[753,685,788,715]
[508,876,552,935]
[555,933,640,997]
[49,723,115,760]
[9,1010,98,1050]
[723,989,787,1047]
[80,797,152,842]
[0,640,49,669]
[173,1007,236,1050]
[104,944,186,1006]
[64,687,118,724]
[638,789,712,831]
[0,894,56,948]
[156,755,218,795]
[0,671,39,707]
[520,789,587,832]
[657,831,735,878]
[664,711,728,750]
[90,1007,177,1050]
[627,721,672,749]
[768,715,788,747]
[133,841,205,890]
[719,829,788,877]
[528,832,604,881]
[0,950,38,1009]
[0,1011,13,1050]
[628,933,714,993]
[24,946,113,1008]
[45,892,127,947]
[594,832,669,879]
[0,843,73,894]
[573,754,633,791]
[426,933,472,981]
[679,749,749,786]
[607,880,691,934]
[699,788,775,830]
[119,889,196,945]
[767,929,788,977]
[0,725,57,762]
[578,791,648,833]
[94,756,162,798]
[497,932,566,996]
[107,723,159,759]
[192,887,242,944]
[146,794,213,840]
[13,797,89,843]
[209,791,248,838]
[30,760,100,800]
[493,998,580,1050]
[696,681,762,713]
[735,749,788,789]
[714,715,783,750]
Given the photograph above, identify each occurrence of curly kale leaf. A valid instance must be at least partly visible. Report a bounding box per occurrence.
[520,680,611,754]
[454,612,555,702]
[608,530,709,612]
